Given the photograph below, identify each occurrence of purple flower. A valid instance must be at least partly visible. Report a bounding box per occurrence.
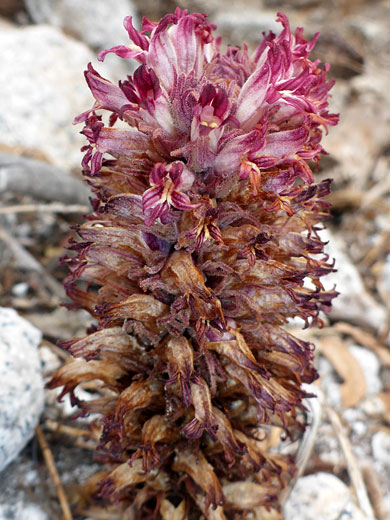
[142,161,200,225]
[77,8,337,197]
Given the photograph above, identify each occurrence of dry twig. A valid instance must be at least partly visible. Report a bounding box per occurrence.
[35,425,73,520]
[0,225,64,299]
[325,402,375,520]
[41,339,71,362]
[44,420,97,451]
[361,464,388,520]
[280,383,323,508]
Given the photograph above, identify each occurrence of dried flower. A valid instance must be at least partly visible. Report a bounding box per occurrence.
[48,9,338,519]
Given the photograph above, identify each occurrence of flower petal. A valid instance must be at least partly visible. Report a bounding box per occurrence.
[261,126,309,159]
[84,63,129,114]
[98,44,146,63]
[235,63,271,130]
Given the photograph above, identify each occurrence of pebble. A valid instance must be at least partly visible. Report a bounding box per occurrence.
[284,472,365,520]
[11,282,29,297]
[0,308,44,472]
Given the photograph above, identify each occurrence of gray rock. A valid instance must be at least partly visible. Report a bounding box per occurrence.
[284,472,365,520]
[0,308,43,471]
[0,24,95,171]
[25,0,138,51]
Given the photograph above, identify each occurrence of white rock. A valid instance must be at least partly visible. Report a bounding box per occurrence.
[25,0,138,52]
[351,421,368,437]
[0,25,95,171]
[284,473,365,520]
[11,282,29,297]
[320,229,387,331]
[0,308,44,471]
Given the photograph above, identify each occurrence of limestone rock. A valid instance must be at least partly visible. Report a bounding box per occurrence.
[0,308,44,471]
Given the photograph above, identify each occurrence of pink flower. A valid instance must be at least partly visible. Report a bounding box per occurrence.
[142,161,199,225]
[76,8,337,216]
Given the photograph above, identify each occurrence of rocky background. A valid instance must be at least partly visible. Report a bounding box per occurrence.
[0,0,389,519]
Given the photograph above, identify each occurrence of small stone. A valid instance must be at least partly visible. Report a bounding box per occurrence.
[284,473,365,520]
[11,282,29,297]
[0,308,44,471]
[352,421,367,437]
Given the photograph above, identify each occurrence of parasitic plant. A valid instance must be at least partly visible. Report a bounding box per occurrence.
[48,9,338,519]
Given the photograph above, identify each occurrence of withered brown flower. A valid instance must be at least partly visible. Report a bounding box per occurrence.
[48,9,338,519]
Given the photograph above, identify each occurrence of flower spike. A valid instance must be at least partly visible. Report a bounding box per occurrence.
[49,10,338,519]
